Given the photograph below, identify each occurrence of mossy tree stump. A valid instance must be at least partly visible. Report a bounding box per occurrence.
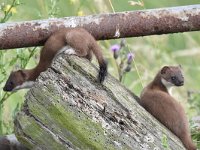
[14,51,186,150]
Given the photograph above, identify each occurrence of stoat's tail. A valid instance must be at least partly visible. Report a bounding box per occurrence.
[90,42,107,83]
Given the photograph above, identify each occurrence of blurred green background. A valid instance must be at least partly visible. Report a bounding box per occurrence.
[0,0,200,148]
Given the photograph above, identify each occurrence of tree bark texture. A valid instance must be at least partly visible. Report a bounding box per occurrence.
[1,5,200,50]
[14,52,186,150]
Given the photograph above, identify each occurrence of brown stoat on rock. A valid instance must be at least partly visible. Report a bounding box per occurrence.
[140,65,196,150]
[3,27,107,92]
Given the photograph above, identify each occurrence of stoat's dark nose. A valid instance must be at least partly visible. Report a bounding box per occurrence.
[176,80,184,86]
[179,80,184,85]
[3,86,8,91]
[3,86,12,92]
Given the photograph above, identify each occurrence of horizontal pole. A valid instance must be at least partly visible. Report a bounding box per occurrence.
[0,5,200,49]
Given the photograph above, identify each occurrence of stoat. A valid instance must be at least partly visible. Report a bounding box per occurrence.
[3,27,107,92]
[140,65,196,150]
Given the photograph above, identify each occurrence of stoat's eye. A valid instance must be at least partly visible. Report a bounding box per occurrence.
[171,76,176,81]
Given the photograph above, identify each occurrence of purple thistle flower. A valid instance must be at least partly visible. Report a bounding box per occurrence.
[127,52,134,64]
[110,44,120,52]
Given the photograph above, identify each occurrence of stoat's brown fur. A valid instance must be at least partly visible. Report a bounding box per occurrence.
[3,27,107,92]
[140,66,196,150]
[0,134,28,150]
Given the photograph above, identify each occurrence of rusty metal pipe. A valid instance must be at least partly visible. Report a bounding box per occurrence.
[0,5,200,50]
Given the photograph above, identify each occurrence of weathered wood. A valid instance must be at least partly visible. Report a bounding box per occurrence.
[1,5,200,49]
[14,51,186,150]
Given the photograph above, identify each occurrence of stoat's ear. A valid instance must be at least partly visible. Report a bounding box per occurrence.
[161,66,170,74]
[178,64,182,69]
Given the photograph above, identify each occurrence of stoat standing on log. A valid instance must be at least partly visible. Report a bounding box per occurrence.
[140,65,196,150]
[3,28,107,92]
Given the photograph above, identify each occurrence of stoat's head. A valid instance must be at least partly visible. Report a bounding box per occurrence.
[3,70,34,92]
[160,65,184,88]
